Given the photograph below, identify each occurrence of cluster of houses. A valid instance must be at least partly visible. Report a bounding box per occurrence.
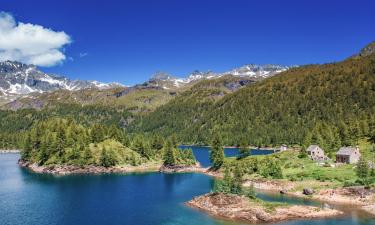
[280,144,361,164]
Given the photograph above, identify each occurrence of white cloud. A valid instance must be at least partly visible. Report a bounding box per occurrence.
[0,12,71,67]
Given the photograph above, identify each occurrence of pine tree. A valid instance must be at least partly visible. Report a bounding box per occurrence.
[238,138,248,159]
[356,156,369,183]
[210,133,224,170]
[163,140,176,166]
[82,147,93,165]
[38,135,49,165]
[56,125,66,157]
[151,135,164,151]
[21,133,32,160]
[231,165,243,194]
[213,167,232,193]
[170,134,178,148]
[100,147,116,167]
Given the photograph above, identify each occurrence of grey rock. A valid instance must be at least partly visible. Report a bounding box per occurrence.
[303,188,314,195]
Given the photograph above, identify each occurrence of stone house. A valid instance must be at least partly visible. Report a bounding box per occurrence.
[306,145,325,161]
[335,146,361,164]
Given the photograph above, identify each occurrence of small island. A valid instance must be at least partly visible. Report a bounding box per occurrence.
[187,193,342,223]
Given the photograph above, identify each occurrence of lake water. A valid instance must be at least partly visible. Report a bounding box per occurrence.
[0,149,374,225]
[179,146,275,167]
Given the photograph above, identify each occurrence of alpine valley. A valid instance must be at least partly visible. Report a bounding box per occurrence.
[1,41,375,225]
[0,42,374,147]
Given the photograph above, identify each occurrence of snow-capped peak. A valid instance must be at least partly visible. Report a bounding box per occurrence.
[0,61,124,98]
[145,64,290,89]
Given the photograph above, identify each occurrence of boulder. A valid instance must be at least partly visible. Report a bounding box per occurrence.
[303,188,314,195]
[280,189,288,194]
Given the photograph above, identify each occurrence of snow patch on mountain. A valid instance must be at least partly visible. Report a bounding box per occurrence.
[0,61,124,99]
[147,64,291,89]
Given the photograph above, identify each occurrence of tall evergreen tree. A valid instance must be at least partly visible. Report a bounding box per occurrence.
[356,156,369,183]
[238,138,249,159]
[163,140,176,166]
[21,133,32,160]
[210,133,224,170]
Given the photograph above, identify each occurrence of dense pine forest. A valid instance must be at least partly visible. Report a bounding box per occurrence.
[18,117,195,167]
[130,49,375,154]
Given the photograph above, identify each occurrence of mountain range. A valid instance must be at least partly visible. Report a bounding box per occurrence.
[0,61,123,103]
[0,60,290,107]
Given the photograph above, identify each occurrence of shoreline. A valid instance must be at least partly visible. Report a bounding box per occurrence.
[17,158,375,219]
[186,193,343,224]
[0,150,20,154]
[18,159,206,176]
[242,178,375,206]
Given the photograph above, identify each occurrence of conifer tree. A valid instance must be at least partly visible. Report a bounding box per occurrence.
[210,132,224,170]
[100,147,116,167]
[163,140,176,166]
[356,156,369,183]
[238,138,248,159]
[231,165,243,194]
[21,133,32,160]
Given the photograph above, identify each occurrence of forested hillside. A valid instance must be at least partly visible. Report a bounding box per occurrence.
[1,42,375,158]
[0,75,256,151]
[130,44,375,154]
[128,75,255,142]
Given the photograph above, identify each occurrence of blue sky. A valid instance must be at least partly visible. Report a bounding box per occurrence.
[1,0,375,85]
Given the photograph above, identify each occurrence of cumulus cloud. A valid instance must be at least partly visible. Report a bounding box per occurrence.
[0,12,71,67]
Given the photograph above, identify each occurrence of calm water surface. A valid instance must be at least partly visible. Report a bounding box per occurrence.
[0,148,374,225]
[179,146,275,167]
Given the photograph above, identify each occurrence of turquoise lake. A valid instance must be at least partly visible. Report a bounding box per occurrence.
[0,148,374,225]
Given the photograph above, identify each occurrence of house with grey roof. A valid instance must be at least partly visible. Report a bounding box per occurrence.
[335,146,361,164]
[306,145,325,161]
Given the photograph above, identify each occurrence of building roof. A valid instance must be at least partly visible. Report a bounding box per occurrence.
[336,147,357,156]
[306,145,320,152]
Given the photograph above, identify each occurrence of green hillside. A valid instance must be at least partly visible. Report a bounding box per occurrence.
[130,43,375,152]
[128,75,256,143]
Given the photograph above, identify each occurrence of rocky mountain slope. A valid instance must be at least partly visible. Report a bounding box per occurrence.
[0,61,123,103]
[142,64,289,89]
[0,61,289,109]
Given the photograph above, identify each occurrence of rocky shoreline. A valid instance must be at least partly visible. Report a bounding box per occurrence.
[187,193,343,223]
[243,178,375,207]
[242,176,375,218]
[18,160,205,175]
[159,163,206,173]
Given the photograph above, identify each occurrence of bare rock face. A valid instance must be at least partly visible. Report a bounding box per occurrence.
[187,193,342,223]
